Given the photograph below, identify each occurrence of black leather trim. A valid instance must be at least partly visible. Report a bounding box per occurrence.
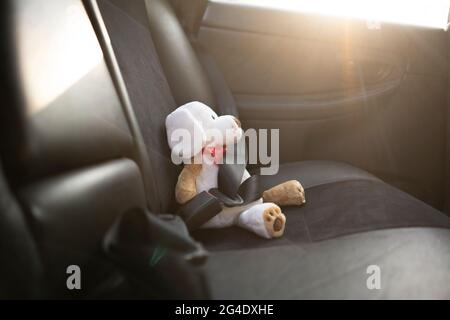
[19,159,147,296]
[204,227,450,299]
[0,160,43,298]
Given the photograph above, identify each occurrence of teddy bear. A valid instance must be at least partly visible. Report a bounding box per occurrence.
[165,101,305,239]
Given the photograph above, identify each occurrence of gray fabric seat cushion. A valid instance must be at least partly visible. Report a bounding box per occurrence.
[193,161,450,251]
[99,0,180,213]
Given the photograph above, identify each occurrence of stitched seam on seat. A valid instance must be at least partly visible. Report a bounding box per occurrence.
[301,213,313,243]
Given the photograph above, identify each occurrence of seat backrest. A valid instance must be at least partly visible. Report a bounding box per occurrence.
[144,0,238,116]
[98,0,181,213]
[98,0,240,212]
[142,0,216,108]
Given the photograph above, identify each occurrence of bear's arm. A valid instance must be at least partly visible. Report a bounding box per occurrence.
[175,163,202,204]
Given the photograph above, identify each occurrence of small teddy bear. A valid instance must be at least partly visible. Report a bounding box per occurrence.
[166,101,305,239]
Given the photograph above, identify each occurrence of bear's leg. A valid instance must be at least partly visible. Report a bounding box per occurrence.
[263,180,305,206]
[237,203,286,239]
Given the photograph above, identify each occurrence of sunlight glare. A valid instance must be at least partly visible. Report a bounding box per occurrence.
[16,1,103,114]
[214,0,450,29]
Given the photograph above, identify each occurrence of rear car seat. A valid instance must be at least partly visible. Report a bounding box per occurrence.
[0,0,449,299]
[96,0,450,298]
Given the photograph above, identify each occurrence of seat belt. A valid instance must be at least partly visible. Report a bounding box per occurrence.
[177,173,262,231]
[176,42,261,228]
[177,191,222,230]
[177,164,263,231]
[192,41,239,117]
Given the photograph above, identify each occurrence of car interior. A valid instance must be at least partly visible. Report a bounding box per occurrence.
[1,0,450,299]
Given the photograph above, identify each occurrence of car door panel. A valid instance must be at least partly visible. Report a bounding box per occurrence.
[198,1,447,208]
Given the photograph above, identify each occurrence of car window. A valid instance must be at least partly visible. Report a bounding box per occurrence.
[211,0,450,29]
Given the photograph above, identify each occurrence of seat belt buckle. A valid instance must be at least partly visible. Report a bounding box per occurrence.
[178,191,222,230]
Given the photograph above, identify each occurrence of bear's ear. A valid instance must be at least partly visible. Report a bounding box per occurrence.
[166,108,206,161]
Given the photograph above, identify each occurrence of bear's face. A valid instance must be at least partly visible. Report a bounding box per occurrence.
[166,101,243,161]
[205,114,242,147]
